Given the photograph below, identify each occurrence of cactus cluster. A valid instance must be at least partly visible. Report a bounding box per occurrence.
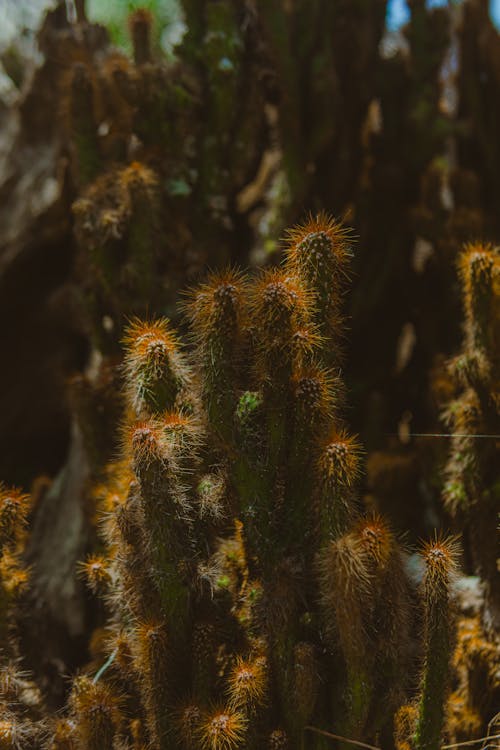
[443,243,499,616]
[0,3,499,750]
[36,215,462,750]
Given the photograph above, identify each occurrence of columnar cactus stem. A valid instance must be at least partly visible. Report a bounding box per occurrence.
[414,537,458,750]
[443,243,499,623]
[123,319,188,417]
[69,676,122,750]
[184,270,246,443]
[285,215,352,365]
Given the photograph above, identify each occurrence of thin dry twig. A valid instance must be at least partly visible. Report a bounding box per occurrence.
[442,735,500,750]
[304,726,500,750]
[304,726,382,750]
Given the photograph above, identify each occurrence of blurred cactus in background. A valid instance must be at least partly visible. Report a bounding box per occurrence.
[0,0,498,749]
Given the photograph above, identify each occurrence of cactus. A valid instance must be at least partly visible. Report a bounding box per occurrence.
[443,244,499,623]
[414,536,459,750]
[1,2,500,749]
[47,214,465,750]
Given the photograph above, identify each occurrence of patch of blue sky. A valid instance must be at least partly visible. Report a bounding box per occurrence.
[491,0,500,27]
[386,0,500,31]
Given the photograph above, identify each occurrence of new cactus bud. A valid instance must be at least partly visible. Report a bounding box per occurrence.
[227,655,267,712]
[235,391,263,451]
[197,707,247,750]
[414,536,459,750]
[123,318,189,416]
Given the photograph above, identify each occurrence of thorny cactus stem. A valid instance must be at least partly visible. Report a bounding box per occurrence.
[123,319,189,417]
[69,676,122,750]
[458,242,499,356]
[184,269,246,443]
[414,536,459,750]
